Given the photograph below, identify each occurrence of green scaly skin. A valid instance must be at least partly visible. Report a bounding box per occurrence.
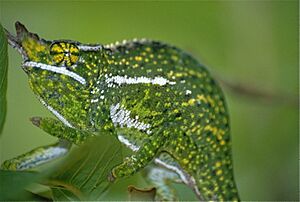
[2,22,239,201]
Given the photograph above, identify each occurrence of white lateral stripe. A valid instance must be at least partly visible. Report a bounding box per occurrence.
[117,135,140,151]
[78,45,102,51]
[39,98,73,128]
[106,75,176,86]
[23,61,86,85]
[110,103,152,133]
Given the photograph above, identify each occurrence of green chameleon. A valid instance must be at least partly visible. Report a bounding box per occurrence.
[2,22,240,201]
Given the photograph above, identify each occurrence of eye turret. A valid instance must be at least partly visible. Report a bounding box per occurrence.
[50,42,79,67]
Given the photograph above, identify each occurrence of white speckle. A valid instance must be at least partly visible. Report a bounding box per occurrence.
[91,98,99,103]
[186,90,192,95]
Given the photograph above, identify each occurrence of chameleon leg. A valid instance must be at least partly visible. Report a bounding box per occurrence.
[1,117,92,170]
[143,166,181,201]
[30,117,93,145]
[110,133,165,180]
[143,152,199,201]
[1,139,71,170]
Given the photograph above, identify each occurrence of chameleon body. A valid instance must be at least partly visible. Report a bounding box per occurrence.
[2,22,239,201]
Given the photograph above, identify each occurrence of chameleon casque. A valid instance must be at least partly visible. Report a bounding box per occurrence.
[2,22,240,201]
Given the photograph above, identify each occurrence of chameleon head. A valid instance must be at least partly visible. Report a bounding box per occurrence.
[10,22,106,128]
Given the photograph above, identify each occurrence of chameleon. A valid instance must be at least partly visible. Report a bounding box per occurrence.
[1,22,240,201]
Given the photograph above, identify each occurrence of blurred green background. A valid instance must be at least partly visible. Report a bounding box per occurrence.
[0,1,298,200]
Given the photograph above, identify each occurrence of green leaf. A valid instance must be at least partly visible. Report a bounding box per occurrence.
[46,135,123,201]
[0,23,8,135]
[0,170,42,201]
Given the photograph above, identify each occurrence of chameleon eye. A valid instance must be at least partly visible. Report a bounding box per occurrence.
[50,42,79,67]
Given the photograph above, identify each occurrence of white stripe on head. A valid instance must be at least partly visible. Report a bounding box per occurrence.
[78,45,102,51]
[23,61,86,85]
[39,98,73,128]
[105,75,176,87]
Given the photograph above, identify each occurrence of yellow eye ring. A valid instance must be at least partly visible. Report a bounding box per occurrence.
[50,42,79,67]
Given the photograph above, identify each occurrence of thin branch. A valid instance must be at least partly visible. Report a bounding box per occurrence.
[216,75,298,108]
[4,28,27,59]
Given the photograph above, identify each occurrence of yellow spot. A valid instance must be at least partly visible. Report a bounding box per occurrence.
[216,169,223,175]
[135,56,142,61]
[215,161,222,168]
[175,72,183,77]
[197,94,208,103]
[220,140,226,145]
[155,92,162,97]
[181,102,188,107]
[188,98,196,105]
[204,125,218,135]
[173,109,179,113]
[171,55,178,61]
[182,159,189,164]
[164,103,171,107]
[191,125,199,132]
